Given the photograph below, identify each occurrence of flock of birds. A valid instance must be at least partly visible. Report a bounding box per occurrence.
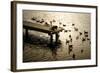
[30,16,91,60]
[63,23,90,60]
[31,17,53,27]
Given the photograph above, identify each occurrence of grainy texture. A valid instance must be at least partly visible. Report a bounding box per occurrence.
[23,10,91,62]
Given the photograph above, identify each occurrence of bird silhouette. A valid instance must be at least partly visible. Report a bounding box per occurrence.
[84,31,88,34]
[69,45,73,48]
[44,22,49,26]
[36,20,40,23]
[50,21,52,24]
[59,22,62,25]
[79,32,82,35]
[53,19,56,22]
[87,38,90,40]
[51,26,58,31]
[66,39,69,45]
[81,49,84,53]
[40,19,44,23]
[68,30,71,32]
[85,34,88,37]
[69,35,71,38]
[82,37,86,42]
[76,36,79,40]
[72,53,75,60]
[70,38,72,42]
[41,19,44,21]
[63,24,66,27]
[31,17,36,20]
[74,27,78,31]
[68,45,73,54]
[90,41,91,44]
[72,23,75,26]
[64,30,68,32]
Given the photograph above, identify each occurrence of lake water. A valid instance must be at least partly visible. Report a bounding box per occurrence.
[23,10,91,62]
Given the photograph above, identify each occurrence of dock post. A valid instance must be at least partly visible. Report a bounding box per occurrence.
[50,33,53,46]
[55,33,59,45]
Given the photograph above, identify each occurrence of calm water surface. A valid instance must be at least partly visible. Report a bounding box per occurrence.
[23,10,91,62]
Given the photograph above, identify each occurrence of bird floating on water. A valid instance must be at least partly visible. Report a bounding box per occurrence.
[84,31,88,34]
[68,44,73,54]
[69,35,71,38]
[82,37,86,42]
[76,36,79,40]
[66,39,69,45]
[53,19,56,22]
[74,27,78,31]
[79,32,82,35]
[31,17,36,20]
[64,30,68,32]
[81,49,84,53]
[72,53,75,60]
[63,24,66,27]
[72,23,75,26]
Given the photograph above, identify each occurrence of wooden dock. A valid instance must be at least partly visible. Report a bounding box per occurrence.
[23,21,63,47]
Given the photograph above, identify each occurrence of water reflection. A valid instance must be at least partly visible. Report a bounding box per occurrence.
[23,10,91,62]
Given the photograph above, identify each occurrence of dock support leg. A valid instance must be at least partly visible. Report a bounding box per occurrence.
[50,33,53,47]
[55,33,59,45]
